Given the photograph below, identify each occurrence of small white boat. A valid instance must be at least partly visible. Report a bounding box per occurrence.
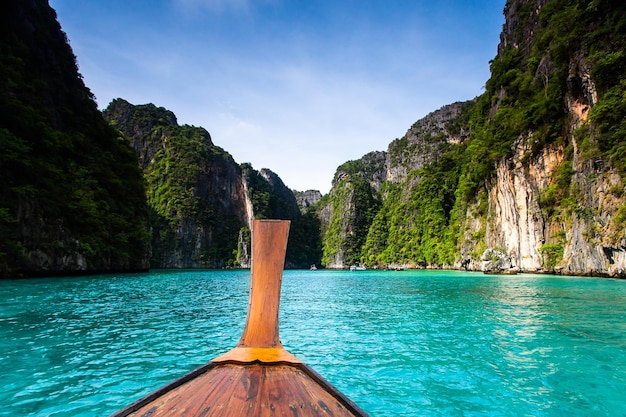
[350,265,366,271]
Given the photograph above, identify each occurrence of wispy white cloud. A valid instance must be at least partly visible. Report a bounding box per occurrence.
[51,0,505,193]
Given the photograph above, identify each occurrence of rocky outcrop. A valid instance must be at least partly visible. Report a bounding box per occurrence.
[499,0,549,58]
[293,190,323,212]
[481,248,515,273]
[386,101,472,184]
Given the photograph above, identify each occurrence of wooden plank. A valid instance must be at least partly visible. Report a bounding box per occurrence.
[121,364,364,417]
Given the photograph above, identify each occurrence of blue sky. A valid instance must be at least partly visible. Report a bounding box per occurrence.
[50,0,506,193]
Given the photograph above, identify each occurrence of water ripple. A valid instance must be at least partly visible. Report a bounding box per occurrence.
[1,270,625,416]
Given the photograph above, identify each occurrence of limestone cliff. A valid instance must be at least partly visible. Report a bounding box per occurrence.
[105,100,322,269]
[471,127,625,277]
[321,0,626,277]
[0,0,150,277]
[105,99,249,268]
[460,0,626,277]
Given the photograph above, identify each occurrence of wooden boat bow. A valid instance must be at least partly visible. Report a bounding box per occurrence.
[110,219,369,417]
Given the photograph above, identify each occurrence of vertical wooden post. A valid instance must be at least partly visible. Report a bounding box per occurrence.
[238,219,290,348]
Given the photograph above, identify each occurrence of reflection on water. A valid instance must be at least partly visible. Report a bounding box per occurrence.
[1,270,625,416]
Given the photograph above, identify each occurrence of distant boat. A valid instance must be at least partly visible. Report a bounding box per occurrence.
[350,265,366,271]
[310,264,317,270]
[110,220,369,417]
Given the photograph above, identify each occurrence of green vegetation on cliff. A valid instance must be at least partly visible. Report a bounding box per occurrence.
[363,149,462,267]
[104,99,245,268]
[0,1,150,276]
[105,100,322,269]
[4,0,623,275]
[322,157,381,266]
[322,0,626,270]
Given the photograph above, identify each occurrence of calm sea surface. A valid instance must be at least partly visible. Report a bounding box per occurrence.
[0,269,625,417]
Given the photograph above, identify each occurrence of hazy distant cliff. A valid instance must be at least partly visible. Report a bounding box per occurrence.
[294,190,323,212]
[320,0,626,277]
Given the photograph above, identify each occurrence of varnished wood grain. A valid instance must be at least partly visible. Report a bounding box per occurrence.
[122,364,363,417]
[239,220,290,349]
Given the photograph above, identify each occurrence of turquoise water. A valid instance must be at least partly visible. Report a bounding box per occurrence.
[1,270,625,417]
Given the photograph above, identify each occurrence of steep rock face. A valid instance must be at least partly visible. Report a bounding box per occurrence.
[474,0,626,277]
[448,0,626,277]
[484,138,562,272]
[293,190,322,213]
[386,101,472,184]
[321,0,625,277]
[104,99,248,268]
[0,0,150,276]
[320,152,385,268]
[563,159,626,277]
[476,129,626,277]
